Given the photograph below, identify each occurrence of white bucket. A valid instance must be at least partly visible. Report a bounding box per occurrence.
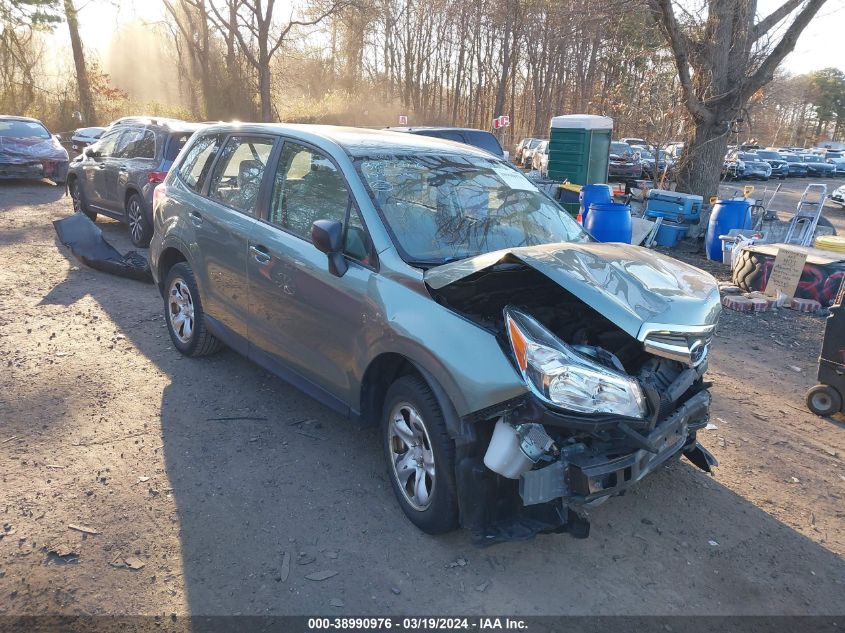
[483,419,533,479]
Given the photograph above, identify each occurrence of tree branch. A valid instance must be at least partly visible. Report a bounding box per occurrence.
[744,0,828,101]
[753,0,805,40]
[647,0,711,123]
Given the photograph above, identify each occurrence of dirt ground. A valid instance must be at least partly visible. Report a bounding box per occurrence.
[1,178,844,618]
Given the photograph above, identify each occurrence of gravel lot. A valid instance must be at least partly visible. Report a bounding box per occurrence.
[1,177,844,618]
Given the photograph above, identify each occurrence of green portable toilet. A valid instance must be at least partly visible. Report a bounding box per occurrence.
[547,115,613,185]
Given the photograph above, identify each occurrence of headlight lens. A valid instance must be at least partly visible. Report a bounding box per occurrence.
[505,307,647,419]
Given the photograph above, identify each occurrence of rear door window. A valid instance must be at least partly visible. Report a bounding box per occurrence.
[177,134,224,192]
[116,128,155,159]
[206,135,275,214]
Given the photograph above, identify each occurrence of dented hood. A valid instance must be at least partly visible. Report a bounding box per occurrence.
[424,242,721,339]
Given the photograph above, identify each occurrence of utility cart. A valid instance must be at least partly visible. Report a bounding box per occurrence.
[807,277,845,416]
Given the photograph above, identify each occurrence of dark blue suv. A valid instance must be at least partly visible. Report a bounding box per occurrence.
[67,117,201,247]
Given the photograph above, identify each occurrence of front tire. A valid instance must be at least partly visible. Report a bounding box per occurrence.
[126,192,153,248]
[806,384,842,417]
[69,177,96,221]
[382,375,459,534]
[163,262,221,357]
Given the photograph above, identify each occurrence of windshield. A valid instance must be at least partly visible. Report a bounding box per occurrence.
[0,120,51,139]
[783,154,799,162]
[738,153,758,161]
[610,142,631,155]
[354,153,588,265]
[756,151,781,159]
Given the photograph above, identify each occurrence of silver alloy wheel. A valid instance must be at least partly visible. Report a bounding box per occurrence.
[168,278,195,344]
[810,390,833,412]
[70,182,82,213]
[127,198,143,243]
[388,402,435,511]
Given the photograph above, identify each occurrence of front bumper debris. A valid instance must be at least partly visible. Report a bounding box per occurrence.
[519,390,712,506]
[457,388,716,546]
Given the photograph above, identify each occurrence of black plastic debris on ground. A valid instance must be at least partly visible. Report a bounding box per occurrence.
[53,213,153,283]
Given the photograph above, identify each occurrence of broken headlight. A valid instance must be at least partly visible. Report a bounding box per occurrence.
[505,307,647,419]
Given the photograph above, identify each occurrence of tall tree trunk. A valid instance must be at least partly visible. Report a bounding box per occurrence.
[63,0,96,125]
[676,115,730,201]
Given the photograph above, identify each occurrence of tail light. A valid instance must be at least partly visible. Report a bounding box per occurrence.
[153,183,167,215]
[148,170,168,184]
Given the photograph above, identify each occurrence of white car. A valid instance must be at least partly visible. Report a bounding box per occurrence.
[831,185,845,207]
[533,140,550,176]
[522,138,547,169]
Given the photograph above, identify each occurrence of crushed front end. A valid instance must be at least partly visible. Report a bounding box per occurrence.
[424,244,722,544]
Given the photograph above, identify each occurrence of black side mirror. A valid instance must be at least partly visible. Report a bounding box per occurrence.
[311,219,347,277]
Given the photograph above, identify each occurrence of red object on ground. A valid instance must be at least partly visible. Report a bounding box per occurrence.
[791,298,822,313]
[722,296,753,312]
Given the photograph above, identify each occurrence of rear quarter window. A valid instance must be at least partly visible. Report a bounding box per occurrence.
[166,133,193,162]
[465,131,503,156]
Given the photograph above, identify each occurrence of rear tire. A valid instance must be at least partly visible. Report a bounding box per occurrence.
[126,192,153,248]
[806,384,842,417]
[163,262,222,357]
[382,375,459,535]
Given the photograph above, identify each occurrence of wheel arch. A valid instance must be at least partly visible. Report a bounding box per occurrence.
[358,352,475,445]
[156,246,188,296]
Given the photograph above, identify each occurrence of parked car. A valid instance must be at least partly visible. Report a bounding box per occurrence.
[828,157,845,176]
[391,126,507,160]
[514,137,537,165]
[800,154,836,177]
[150,124,721,543]
[69,126,105,154]
[522,138,547,169]
[723,151,772,180]
[533,140,550,176]
[636,147,672,179]
[608,141,642,181]
[0,115,68,184]
[831,184,845,206]
[753,149,789,179]
[665,142,685,161]
[781,153,809,177]
[67,117,201,247]
[620,137,648,147]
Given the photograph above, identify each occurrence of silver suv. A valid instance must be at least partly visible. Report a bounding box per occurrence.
[150,124,721,543]
[67,117,201,247]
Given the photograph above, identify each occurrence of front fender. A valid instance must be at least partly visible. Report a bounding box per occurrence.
[354,274,528,419]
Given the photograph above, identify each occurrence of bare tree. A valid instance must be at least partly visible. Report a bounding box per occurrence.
[62,0,95,124]
[649,0,827,198]
[208,0,353,122]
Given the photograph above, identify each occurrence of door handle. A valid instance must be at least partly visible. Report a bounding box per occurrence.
[189,211,203,226]
[250,244,271,264]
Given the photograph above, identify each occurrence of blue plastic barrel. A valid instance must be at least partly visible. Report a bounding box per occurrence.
[579,184,612,225]
[585,202,632,244]
[705,199,752,261]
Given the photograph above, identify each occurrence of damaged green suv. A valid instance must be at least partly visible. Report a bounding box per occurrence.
[150,124,721,543]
